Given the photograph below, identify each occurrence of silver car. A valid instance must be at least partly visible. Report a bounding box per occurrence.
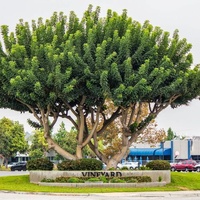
[117,161,139,170]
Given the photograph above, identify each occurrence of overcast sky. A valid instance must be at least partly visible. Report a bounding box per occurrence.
[0,0,200,137]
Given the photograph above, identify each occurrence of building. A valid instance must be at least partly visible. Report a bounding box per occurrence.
[127,137,200,165]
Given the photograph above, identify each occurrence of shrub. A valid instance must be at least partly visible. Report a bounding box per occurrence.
[139,165,151,170]
[79,158,103,170]
[110,177,126,183]
[108,167,115,170]
[41,175,151,183]
[41,178,54,182]
[99,176,108,183]
[146,160,170,170]
[86,177,102,182]
[27,158,54,170]
[123,176,151,183]
[55,176,69,183]
[57,158,103,171]
[57,160,78,171]
[121,166,129,170]
[67,177,83,183]
[158,176,162,182]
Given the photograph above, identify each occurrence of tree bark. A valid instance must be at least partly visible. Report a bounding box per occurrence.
[46,136,76,160]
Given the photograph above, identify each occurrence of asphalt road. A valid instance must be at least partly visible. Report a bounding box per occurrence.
[1,191,200,200]
[0,171,29,177]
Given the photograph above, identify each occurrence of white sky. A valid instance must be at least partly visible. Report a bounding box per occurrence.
[0,0,200,136]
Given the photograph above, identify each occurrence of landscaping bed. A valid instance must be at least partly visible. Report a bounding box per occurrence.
[30,170,170,188]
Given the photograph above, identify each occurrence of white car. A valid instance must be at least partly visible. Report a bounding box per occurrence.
[194,163,200,172]
[117,161,139,170]
[7,162,18,168]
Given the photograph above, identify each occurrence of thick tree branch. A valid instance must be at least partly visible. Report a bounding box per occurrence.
[16,98,43,125]
[82,107,100,147]
[97,107,121,135]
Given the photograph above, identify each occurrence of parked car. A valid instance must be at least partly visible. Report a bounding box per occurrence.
[194,163,200,172]
[170,160,197,172]
[7,162,18,168]
[117,161,139,170]
[10,161,27,171]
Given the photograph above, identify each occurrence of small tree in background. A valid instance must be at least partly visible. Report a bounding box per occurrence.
[166,127,177,140]
[53,123,92,161]
[0,117,28,166]
[29,129,48,159]
[137,123,166,146]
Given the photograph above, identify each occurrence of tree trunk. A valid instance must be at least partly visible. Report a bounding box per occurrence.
[105,145,129,169]
[46,136,76,160]
[76,145,83,159]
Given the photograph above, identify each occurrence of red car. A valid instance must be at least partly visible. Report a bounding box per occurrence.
[170,160,197,172]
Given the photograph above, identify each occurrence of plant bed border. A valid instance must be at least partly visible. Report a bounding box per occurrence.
[38,181,167,188]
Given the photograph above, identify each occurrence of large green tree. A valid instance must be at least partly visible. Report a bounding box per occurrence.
[0,5,200,168]
[0,117,28,166]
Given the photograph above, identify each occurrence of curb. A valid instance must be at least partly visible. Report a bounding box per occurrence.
[1,190,200,197]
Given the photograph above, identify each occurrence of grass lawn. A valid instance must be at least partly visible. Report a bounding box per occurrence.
[0,172,200,193]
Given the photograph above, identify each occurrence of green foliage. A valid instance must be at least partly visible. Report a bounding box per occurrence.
[29,129,48,159]
[139,165,151,170]
[53,176,84,183]
[121,166,129,170]
[67,177,83,183]
[41,175,151,184]
[158,176,162,182]
[146,160,171,170]
[27,158,54,170]
[53,124,91,161]
[0,117,28,161]
[41,178,55,182]
[166,127,177,140]
[0,4,200,164]
[108,167,115,171]
[53,123,77,157]
[99,176,108,183]
[57,158,103,171]
[86,177,102,182]
[123,176,152,183]
[109,177,126,183]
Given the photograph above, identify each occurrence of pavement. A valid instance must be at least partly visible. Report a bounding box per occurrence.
[1,190,200,200]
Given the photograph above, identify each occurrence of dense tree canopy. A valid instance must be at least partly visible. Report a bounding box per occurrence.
[0,5,200,168]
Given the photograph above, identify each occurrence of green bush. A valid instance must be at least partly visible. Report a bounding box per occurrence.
[123,176,151,183]
[139,165,151,170]
[41,178,55,182]
[41,175,151,183]
[86,177,102,182]
[55,176,69,182]
[99,176,108,183]
[110,177,126,183]
[146,160,170,170]
[121,166,129,170]
[57,158,103,171]
[27,158,54,171]
[67,177,83,183]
